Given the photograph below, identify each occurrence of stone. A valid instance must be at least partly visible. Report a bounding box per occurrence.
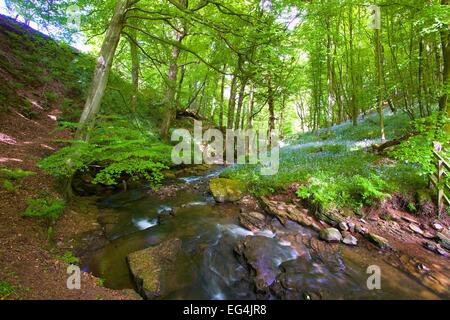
[209,178,246,203]
[402,216,419,224]
[343,235,358,246]
[432,223,444,231]
[319,228,343,243]
[366,233,390,250]
[315,208,345,226]
[260,197,314,228]
[347,222,356,233]
[409,223,424,236]
[338,221,349,231]
[355,225,368,235]
[127,239,182,299]
[234,236,295,292]
[239,211,267,232]
[436,231,450,251]
[422,231,435,239]
[436,245,449,257]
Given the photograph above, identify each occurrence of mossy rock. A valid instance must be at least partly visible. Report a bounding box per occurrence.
[414,189,432,205]
[126,239,181,299]
[365,233,390,250]
[209,178,246,203]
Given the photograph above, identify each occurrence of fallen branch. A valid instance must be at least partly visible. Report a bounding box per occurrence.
[372,132,415,153]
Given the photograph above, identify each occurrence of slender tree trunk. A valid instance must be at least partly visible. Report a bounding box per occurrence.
[77,0,134,141]
[418,37,424,117]
[234,78,248,130]
[326,19,335,133]
[375,27,386,142]
[227,74,238,129]
[247,84,254,129]
[175,64,186,109]
[349,9,358,126]
[160,0,187,140]
[439,0,450,132]
[128,30,139,113]
[219,65,227,130]
[268,76,275,147]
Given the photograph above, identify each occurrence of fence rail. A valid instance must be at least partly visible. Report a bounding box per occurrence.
[430,150,450,214]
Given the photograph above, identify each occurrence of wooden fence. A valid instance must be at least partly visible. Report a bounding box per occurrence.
[430,150,450,215]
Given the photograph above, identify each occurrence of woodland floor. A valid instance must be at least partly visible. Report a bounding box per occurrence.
[0,105,136,300]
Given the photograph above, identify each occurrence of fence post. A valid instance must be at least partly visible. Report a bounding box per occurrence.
[437,158,444,215]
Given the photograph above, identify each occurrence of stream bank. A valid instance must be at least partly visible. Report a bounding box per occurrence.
[80,165,450,300]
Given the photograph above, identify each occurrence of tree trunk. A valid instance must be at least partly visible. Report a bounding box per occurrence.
[77,0,133,141]
[268,76,275,147]
[160,0,187,140]
[375,27,386,142]
[227,74,238,129]
[219,65,227,130]
[128,30,139,113]
[439,0,450,132]
[326,19,335,133]
[234,78,248,130]
[349,8,358,126]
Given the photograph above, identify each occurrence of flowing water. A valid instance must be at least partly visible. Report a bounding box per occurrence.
[82,168,446,300]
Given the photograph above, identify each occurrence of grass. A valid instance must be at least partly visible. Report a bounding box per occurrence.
[0,281,16,300]
[58,251,80,265]
[23,196,66,223]
[0,168,36,193]
[222,111,427,211]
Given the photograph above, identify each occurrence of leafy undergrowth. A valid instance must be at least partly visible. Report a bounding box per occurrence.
[39,116,172,189]
[223,111,446,212]
[0,281,16,300]
[0,168,36,192]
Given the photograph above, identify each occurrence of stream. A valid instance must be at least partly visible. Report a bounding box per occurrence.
[82,167,445,300]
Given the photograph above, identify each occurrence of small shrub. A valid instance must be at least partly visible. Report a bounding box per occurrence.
[0,168,35,180]
[0,281,15,300]
[23,197,65,223]
[59,251,79,265]
[2,180,15,192]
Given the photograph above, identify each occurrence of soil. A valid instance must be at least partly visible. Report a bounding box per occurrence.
[0,99,134,300]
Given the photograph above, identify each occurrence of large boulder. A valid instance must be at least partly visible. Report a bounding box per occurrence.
[126,238,182,299]
[209,178,246,203]
[319,228,342,243]
[234,236,296,294]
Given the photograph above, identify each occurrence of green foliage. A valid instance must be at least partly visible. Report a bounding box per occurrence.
[23,197,65,223]
[0,281,15,300]
[2,180,15,192]
[40,117,172,188]
[0,168,35,192]
[390,113,450,178]
[59,251,79,265]
[0,168,35,180]
[97,278,106,287]
[225,112,426,210]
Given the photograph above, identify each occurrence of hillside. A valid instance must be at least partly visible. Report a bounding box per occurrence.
[0,15,134,300]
